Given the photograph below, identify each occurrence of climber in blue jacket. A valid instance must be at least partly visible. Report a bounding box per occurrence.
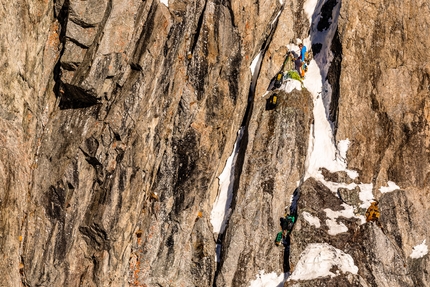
[295,40,307,78]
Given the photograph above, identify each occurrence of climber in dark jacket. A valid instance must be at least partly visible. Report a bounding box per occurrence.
[280,214,296,233]
[275,207,297,246]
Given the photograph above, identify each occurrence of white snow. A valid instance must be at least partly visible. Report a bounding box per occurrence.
[337,139,359,179]
[280,79,303,93]
[410,240,428,259]
[379,181,400,193]
[160,0,168,6]
[303,0,318,25]
[288,243,358,281]
[271,10,283,26]
[211,128,244,234]
[325,218,348,235]
[300,0,347,181]
[358,183,374,209]
[302,211,321,228]
[248,270,286,287]
[324,204,357,235]
[324,204,356,221]
[313,170,374,212]
[250,52,262,77]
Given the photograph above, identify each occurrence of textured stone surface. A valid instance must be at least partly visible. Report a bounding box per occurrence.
[216,89,313,286]
[1,0,430,286]
[286,178,416,287]
[337,0,430,189]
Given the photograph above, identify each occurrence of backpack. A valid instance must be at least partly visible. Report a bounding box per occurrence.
[269,93,277,105]
[274,72,283,88]
[266,93,278,110]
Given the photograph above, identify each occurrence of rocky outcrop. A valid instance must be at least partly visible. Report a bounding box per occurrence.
[1,0,430,286]
[286,178,415,286]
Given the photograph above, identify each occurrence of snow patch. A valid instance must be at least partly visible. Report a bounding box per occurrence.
[271,10,283,26]
[379,181,400,193]
[280,79,302,93]
[324,204,356,235]
[337,139,350,159]
[302,0,344,180]
[324,204,356,221]
[211,128,244,234]
[303,0,318,24]
[248,271,286,287]
[250,52,262,76]
[325,218,348,235]
[160,0,168,6]
[358,183,374,209]
[410,240,428,259]
[288,243,358,281]
[302,211,321,228]
[314,170,374,212]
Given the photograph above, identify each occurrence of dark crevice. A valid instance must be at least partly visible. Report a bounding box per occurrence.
[130,0,157,71]
[65,36,91,49]
[79,147,102,168]
[190,1,207,55]
[79,223,110,251]
[327,28,342,135]
[53,0,71,101]
[222,0,236,29]
[241,4,284,126]
[69,17,98,29]
[283,187,300,273]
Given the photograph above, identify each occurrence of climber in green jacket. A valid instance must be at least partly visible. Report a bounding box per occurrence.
[274,210,297,246]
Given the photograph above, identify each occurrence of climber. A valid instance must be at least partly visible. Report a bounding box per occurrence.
[275,208,297,246]
[294,39,307,78]
[280,213,296,235]
[365,201,380,222]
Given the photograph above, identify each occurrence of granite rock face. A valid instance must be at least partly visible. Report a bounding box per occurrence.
[1,0,430,286]
[337,0,430,189]
[216,89,313,287]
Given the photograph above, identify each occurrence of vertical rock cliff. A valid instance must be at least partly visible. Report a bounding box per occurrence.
[0,0,429,286]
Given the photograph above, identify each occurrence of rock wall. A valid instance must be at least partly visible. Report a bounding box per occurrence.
[216,90,313,286]
[0,0,429,286]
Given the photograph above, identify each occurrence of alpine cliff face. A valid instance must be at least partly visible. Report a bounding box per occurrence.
[0,0,429,287]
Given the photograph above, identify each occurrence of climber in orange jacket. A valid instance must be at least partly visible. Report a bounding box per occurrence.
[365,201,380,222]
